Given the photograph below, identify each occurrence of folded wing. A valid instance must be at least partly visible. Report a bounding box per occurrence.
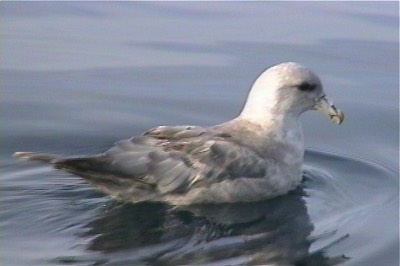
[55,125,270,200]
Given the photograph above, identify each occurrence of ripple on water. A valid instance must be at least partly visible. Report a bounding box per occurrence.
[303,150,398,263]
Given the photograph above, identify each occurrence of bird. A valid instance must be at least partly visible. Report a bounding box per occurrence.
[14,62,344,205]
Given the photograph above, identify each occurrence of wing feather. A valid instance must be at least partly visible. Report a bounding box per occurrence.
[97,126,270,195]
[55,125,269,197]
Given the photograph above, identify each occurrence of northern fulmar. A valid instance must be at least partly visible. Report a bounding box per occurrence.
[14,62,344,205]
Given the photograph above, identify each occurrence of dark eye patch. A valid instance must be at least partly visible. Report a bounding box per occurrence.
[297,82,316,91]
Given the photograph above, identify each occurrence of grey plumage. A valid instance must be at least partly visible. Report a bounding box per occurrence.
[13,62,344,204]
[15,124,271,203]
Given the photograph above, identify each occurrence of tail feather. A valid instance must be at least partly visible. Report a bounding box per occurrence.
[53,157,112,173]
[14,151,121,179]
[52,157,158,202]
[13,151,160,202]
[13,152,61,163]
[13,152,111,176]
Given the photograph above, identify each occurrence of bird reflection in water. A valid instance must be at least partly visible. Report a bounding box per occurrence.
[78,188,348,265]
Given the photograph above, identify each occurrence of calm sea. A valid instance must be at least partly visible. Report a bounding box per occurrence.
[1,2,399,266]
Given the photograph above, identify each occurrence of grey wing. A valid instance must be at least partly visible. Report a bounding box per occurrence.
[57,125,270,197]
[104,125,269,194]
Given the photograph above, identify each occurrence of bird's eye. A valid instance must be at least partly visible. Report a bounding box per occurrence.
[297,82,316,91]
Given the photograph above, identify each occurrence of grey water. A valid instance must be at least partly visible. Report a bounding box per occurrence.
[1,2,398,266]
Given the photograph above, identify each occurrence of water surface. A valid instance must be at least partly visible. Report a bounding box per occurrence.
[1,2,399,266]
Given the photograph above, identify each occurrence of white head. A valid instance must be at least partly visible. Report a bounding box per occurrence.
[239,62,344,126]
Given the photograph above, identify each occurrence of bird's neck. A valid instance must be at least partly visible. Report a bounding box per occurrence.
[238,82,299,128]
[236,87,304,147]
[239,102,300,132]
[234,82,304,150]
[237,111,303,140]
